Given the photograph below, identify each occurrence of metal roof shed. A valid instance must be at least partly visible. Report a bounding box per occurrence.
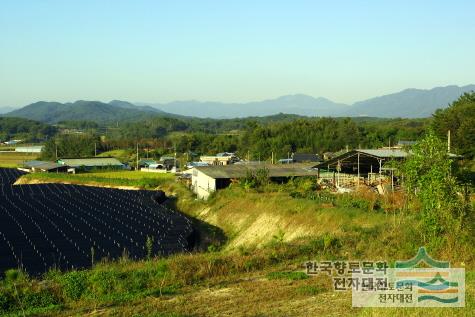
[314,149,408,174]
[57,157,124,169]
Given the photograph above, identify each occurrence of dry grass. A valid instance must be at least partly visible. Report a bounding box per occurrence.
[193,187,389,251]
[52,267,474,317]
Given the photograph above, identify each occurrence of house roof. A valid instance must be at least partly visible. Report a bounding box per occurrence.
[315,149,408,169]
[216,152,235,157]
[397,140,417,146]
[57,157,124,167]
[194,163,318,179]
[356,149,409,158]
[292,153,320,162]
[139,159,157,165]
[24,160,65,171]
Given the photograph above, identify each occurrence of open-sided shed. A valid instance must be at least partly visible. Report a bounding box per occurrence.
[316,149,408,174]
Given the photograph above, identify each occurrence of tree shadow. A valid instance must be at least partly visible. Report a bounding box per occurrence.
[164,195,227,252]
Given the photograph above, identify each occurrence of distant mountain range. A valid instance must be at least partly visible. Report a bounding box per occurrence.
[2,85,474,123]
[137,95,349,118]
[139,85,475,118]
[345,85,475,117]
[0,107,16,115]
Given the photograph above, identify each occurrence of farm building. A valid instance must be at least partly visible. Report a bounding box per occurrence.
[317,149,408,174]
[200,152,239,166]
[15,145,44,153]
[315,149,408,187]
[292,153,321,163]
[315,148,462,190]
[57,157,125,170]
[192,163,318,199]
[20,160,70,173]
[138,159,157,168]
[3,139,22,145]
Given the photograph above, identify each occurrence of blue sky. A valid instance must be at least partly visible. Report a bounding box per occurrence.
[1,0,474,107]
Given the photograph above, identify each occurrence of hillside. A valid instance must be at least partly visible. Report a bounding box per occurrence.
[4,100,175,124]
[0,116,56,142]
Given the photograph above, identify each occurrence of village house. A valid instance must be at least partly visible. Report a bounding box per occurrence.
[200,152,239,166]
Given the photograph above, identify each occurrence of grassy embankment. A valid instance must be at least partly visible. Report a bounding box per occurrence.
[6,172,474,316]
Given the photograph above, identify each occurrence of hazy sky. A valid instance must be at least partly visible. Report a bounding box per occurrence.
[1,0,474,107]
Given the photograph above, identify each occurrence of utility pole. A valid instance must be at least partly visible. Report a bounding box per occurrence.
[136,143,139,171]
[357,152,360,188]
[94,142,97,157]
[447,130,451,152]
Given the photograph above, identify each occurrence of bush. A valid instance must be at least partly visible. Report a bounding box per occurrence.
[21,287,60,309]
[296,285,327,296]
[60,271,88,300]
[0,290,14,312]
[335,192,380,212]
[88,269,121,296]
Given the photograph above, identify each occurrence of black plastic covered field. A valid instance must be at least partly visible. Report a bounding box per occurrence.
[0,168,193,275]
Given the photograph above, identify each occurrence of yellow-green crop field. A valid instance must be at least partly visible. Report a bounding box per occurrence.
[0,152,38,167]
[20,170,176,189]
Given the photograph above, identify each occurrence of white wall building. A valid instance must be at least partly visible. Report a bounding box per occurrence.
[191,163,319,199]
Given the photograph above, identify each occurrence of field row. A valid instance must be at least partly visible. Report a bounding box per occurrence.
[0,168,193,275]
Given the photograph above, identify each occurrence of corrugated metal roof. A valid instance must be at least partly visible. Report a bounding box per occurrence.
[58,157,124,167]
[24,160,49,167]
[24,160,65,170]
[357,149,409,158]
[139,159,157,165]
[195,163,318,179]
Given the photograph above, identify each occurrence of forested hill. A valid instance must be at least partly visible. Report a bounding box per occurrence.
[0,117,57,142]
[4,100,179,124]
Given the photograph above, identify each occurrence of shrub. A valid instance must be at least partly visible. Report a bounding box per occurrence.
[335,192,380,212]
[4,269,26,284]
[21,287,60,309]
[296,285,327,296]
[322,233,341,252]
[60,271,88,300]
[0,290,14,312]
[266,271,308,281]
[88,269,121,296]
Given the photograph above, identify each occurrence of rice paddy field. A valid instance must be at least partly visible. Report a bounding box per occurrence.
[20,170,176,190]
[0,152,38,168]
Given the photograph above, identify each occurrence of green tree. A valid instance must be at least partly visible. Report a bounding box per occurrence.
[432,92,475,158]
[403,132,469,248]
